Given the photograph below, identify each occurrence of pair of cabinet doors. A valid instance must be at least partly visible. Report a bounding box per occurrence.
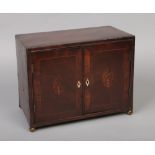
[31,40,132,124]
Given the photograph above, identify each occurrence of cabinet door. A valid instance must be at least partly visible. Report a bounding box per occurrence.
[32,47,82,123]
[83,42,131,114]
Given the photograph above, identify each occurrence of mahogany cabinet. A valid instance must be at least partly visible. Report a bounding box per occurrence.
[15,26,135,131]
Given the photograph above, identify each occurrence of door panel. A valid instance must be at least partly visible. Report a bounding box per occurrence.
[84,43,131,113]
[32,47,82,123]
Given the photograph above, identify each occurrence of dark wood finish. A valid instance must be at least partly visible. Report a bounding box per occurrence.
[83,40,132,114]
[32,47,83,123]
[15,26,135,130]
[16,38,31,124]
[15,26,133,49]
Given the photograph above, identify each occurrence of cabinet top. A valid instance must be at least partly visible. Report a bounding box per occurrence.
[15,26,134,49]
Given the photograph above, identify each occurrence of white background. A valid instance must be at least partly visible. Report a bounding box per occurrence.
[0,13,155,141]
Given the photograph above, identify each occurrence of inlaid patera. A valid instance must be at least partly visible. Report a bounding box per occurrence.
[52,76,63,96]
[102,67,114,88]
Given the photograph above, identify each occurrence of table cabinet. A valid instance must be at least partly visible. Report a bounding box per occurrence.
[16,26,135,131]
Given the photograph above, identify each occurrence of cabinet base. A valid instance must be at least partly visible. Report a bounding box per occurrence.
[30,109,133,131]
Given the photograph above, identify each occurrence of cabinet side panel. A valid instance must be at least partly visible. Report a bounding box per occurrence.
[16,38,30,124]
[129,37,135,112]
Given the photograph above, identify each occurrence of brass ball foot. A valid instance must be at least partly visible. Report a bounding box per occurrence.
[29,128,36,132]
[127,110,133,115]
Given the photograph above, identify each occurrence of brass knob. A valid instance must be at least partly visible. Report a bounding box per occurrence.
[85,78,89,87]
[77,81,81,88]
[29,128,36,132]
[127,110,133,115]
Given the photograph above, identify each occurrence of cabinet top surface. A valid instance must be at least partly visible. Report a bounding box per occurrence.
[16,26,134,49]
